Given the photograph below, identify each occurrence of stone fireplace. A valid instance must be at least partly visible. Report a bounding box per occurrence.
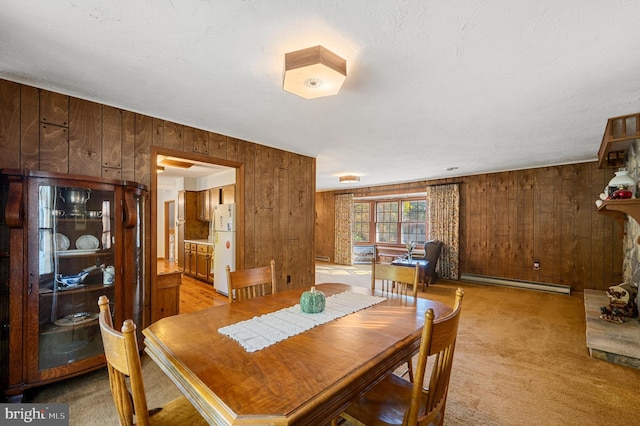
[584,138,640,369]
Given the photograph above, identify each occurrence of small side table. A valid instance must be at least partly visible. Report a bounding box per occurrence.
[391,258,430,290]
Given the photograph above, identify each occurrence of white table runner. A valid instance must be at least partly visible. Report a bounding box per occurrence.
[218,291,387,352]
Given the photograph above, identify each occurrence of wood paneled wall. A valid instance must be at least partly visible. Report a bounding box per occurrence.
[0,79,316,320]
[316,163,622,292]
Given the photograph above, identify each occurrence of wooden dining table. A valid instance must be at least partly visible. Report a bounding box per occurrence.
[142,283,451,425]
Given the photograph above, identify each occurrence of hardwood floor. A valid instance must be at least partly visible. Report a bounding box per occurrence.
[157,259,228,314]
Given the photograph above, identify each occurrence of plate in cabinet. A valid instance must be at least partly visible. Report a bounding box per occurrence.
[58,249,100,257]
[76,235,99,250]
[55,233,70,251]
[55,312,98,326]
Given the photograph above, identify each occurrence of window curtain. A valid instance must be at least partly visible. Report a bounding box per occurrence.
[425,184,460,280]
[334,193,354,265]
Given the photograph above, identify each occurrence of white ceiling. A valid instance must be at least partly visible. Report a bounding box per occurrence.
[1,1,639,191]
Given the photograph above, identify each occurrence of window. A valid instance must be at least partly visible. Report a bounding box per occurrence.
[376,201,399,243]
[401,200,427,245]
[353,197,427,247]
[353,202,371,243]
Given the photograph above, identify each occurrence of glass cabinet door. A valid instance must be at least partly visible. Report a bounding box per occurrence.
[37,183,116,370]
[130,188,145,342]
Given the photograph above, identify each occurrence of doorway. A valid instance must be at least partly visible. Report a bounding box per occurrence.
[150,146,243,318]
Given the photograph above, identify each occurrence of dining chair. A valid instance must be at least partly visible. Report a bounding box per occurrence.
[412,240,443,285]
[371,259,420,381]
[337,288,464,426]
[371,259,420,298]
[97,296,207,426]
[226,259,276,303]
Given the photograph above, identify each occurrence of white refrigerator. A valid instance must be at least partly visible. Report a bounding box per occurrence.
[213,203,235,296]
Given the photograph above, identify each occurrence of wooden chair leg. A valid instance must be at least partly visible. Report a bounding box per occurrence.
[407,358,414,383]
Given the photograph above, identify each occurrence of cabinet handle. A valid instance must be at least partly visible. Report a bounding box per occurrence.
[28,282,32,295]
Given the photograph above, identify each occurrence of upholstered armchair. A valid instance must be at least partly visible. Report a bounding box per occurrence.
[412,240,443,284]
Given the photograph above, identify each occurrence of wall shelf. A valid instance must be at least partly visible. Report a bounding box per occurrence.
[597,113,640,169]
[597,199,640,239]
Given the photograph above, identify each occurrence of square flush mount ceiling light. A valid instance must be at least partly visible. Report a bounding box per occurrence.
[283,45,347,99]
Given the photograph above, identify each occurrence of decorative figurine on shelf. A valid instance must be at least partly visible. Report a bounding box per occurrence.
[607,168,636,198]
[56,270,89,287]
[599,282,638,323]
[103,265,115,286]
[610,185,633,199]
[300,286,326,313]
[405,241,416,261]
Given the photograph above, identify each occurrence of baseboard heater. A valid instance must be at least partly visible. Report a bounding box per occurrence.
[460,273,571,295]
[316,255,331,262]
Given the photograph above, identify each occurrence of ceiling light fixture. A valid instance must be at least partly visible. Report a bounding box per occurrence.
[339,175,360,183]
[283,45,347,99]
[159,158,193,169]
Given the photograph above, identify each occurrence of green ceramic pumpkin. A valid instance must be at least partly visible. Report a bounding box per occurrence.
[300,286,326,313]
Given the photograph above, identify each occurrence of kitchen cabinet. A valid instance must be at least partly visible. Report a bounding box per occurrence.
[209,188,220,215]
[183,243,196,276]
[0,169,146,401]
[176,191,208,270]
[196,188,223,223]
[206,245,214,283]
[221,184,235,204]
[183,241,213,284]
[197,189,210,222]
[195,244,213,283]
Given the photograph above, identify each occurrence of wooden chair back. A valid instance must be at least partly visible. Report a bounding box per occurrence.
[226,259,276,303]
[98,295,150,426]
[410,287,464,425]
[336,288,464,426]
[371,259,419,298]
[423,239,443,283]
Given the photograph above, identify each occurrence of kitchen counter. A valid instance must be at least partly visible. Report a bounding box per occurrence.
[184,239,213,246]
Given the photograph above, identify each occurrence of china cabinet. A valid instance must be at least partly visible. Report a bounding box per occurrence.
[0,169,147,401]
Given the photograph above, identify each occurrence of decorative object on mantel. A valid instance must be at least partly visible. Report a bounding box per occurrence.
[300,286,326,313]
[607,168,636,198]
[599,282,638,323]
[611,186,633,199]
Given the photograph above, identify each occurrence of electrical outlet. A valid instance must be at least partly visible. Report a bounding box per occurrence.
[533,260,540,270]
[287,275,291,283]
